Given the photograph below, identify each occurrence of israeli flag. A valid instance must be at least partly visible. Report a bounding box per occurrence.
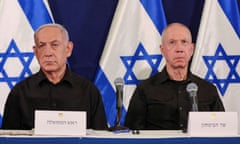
[191,0,240,130]
[0,0,53,127]
[94,0,167,127]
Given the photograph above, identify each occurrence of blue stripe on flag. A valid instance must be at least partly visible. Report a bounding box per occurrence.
[140,0,167,34]
[94,67,126,127]
[18,0,53,31]
[218,0,240,37]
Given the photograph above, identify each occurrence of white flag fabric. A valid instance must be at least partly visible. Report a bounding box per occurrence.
[191,0,240,130]
[94,0,167,127]
[0,0,53,127]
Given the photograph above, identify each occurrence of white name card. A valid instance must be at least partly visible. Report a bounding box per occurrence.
[188,112,238,136]
[34,110,86,136]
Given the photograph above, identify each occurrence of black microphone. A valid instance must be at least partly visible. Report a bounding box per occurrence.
[186,82,198,112]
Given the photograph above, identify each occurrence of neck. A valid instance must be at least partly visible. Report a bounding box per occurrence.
[166,66,188,81]
[43,66,66,84]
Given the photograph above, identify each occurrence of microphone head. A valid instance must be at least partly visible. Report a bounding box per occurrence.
[186,82,198,94]
[114,77,124,86]
[186,82,199,111]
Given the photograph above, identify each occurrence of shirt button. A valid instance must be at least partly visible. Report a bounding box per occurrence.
[179,107,183,111]
[52,102,57,107]
[178,90,182,94]
[180,124,183,128]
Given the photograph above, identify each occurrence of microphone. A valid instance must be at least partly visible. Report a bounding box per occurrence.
[108,77,129,132]
[114,77,124,111]
[186,82,198,112]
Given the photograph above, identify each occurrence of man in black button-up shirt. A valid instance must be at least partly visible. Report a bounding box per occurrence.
[124,23,225,131]
[2,23,107,130]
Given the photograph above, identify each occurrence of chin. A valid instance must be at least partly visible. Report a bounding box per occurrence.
[42,65,57,72]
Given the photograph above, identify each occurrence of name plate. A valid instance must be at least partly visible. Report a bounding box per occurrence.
[188,112,238,136]
[34,110,86,136]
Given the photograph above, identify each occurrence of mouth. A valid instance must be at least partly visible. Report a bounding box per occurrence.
[42,60,55,65]
[174,57,184,61]
[173,57,186,64]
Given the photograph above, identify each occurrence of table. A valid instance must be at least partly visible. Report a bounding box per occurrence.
[0,130,239,144]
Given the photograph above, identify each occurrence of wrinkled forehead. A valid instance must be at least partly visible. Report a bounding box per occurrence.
[36,28,63,44]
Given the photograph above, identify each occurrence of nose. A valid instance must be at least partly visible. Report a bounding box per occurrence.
[44,45,53,57]
[175,42,184,53]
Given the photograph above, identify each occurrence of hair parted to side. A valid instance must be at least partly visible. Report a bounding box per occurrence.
[34,23,70,44]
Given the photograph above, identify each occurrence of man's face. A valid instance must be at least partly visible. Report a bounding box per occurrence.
[33,27,73,73]
[160,24,194,69]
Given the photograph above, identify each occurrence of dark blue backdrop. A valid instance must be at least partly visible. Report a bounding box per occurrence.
[48,0,205,81]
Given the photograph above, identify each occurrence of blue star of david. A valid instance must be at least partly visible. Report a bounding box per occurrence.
[203,44,240,96]
[0,39,34,89]
[120,43,162,85]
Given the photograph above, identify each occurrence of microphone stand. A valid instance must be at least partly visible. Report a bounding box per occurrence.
[109,78,129,131]
[108,107,129,131]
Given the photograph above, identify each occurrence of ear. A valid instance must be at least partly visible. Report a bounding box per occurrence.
[160,44,164,56]
[66,41,73,57]
[33,46,37,55]
[190,43,195,56]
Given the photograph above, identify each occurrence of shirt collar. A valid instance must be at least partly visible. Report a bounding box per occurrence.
[36,66,74,87]
[158,67,194,84]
